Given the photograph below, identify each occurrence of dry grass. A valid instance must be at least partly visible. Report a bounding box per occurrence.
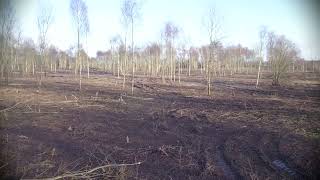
[1,72,319,179]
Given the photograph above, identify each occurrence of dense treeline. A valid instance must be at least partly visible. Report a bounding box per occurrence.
[2,36,319,81]
[0,0,319,92]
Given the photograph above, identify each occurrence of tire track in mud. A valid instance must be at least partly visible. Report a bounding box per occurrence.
[215,146,237,180]
[163,107,304,179]
[131,92,308,179]
[163,109,242,179]
[222,128,305,180]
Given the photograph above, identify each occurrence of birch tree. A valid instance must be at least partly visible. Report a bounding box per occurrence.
[70,0,89,90]
[255,26,267,88]
[267,32,299,86]
[203,7,222,95]
[163,22,179,82]
[0,0,16,85]
[84,15,90,78]
[121,0,141,94]
[37,1,53,86]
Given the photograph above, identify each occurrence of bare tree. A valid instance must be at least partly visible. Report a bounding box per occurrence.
[84,14,90,78]
[35,2,53,112]
[189,47,199,76]
[255,26,267,88]
[12,26,22,74]
[110,35,123,79]
[267,32,299,86]
[177,43,187,84]
[37,1,53,86]
[203,7,222,95]
[48,45,59,73]
[120,3,129,90]
[21,38,36,75]
[121,0,141,94]
[144,42,161,78]
[0,0,16,85]
[163,22,179,82]
[70,0,89,91]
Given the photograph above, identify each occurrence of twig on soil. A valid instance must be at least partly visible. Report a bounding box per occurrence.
[22,161,142,180]
[72,94,79,101]
[158,146,170,156]
[41,100,78,104]
[126,96,154,101]
[0,101,28,113]
[26,104,33,111]
[78,104,105,108]
[0,163,8,170]
[21,112,59,114]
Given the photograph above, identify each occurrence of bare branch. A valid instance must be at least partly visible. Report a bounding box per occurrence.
[22,161,142,180]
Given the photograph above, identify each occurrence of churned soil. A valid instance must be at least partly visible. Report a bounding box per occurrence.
[0,71,319,179]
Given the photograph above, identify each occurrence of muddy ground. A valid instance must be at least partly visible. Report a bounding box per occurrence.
[0,71,319,179]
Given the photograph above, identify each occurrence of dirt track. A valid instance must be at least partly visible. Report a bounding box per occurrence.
[1,71,320,179]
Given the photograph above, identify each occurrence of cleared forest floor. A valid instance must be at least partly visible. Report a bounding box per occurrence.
[0,71,319,179]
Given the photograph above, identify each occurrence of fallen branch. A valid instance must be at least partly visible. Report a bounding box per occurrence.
[21,112,59,114]
[0,163,8,170]
[72,94,79,101]
[78,104,105,108]
[126,96,154,101]
[22,161,142,180]
[0,102,23,113]
[41,100,78,104]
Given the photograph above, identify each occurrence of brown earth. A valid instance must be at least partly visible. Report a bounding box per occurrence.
[0,71,319,179]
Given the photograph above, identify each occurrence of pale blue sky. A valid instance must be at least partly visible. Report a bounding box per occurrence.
[13,0,320,59]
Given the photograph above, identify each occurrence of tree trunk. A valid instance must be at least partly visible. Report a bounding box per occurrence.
[170,43,173,81]
[178,59,181,84]
[77,24,81,91]
[173,47,176,82]
[207,56,211,95]
[117,52,120,78]
[32,60,35,75]
[312,61,315,72]
[188,57,191,76]
[123,34,127,90]
[256,58,262,88]
[207,72,211,95]
[86,34,89,78]
[123,73,126,90]
[292,62,294,73]
[131,18,134,95]
[79,55,82,90]
[87,55,89,78]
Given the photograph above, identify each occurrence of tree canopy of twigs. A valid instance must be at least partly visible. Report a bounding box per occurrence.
[37,1,53,86]
[121,0,142,94]
[70,0,89,90]
[202,7,223,95]
[267,32,299,86]
[0,0,16,85]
